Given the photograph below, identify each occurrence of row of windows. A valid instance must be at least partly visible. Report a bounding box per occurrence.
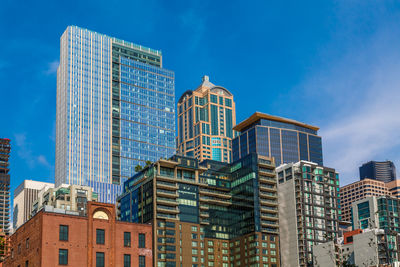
[58,249,146,267]
[60,225,146,247]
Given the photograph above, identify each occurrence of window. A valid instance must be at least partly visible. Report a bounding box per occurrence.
[25,261,28,267]
[96,229,105,244]
[26,238,29,249]
[124,232,131,247]
[96,252,105,267]
[139,255,145,267]
[124,254,131,267]
[59,249,68,265]
[139,233,145,248]
[18,244,21,254]
[59,225,69,241]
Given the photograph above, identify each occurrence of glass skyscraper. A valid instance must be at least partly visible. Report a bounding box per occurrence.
[232,112,323,166]
[359,160,396,183]
[117,153,280,266]
[56,26,175,203]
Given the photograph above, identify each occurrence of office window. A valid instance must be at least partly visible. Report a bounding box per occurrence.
[96,252,105,267]
[139,255,145,267]
[124,254,131,267]
[139,233,145,248]
[59,249,68,265]
[59,225,69,241]
[96,229,105,244]
[124,232,131,247]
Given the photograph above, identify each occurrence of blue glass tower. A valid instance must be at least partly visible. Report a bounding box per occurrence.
[232,112,323,166]
[56,26,175,203]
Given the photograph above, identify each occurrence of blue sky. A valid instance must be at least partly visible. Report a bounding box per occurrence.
[1,0,400,199]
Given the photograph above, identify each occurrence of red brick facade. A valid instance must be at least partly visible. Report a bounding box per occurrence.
[4,202,152,267]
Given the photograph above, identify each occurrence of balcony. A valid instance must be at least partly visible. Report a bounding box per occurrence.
[157,174,176,182]
[157,181,178,190]
[199,188,231,199]
[156,189,178,198]
[258,168,276,177]
[199,196,231,206]
[156,213,178,220]
[260,206,278,213]
[261,213,278,220]
[157,197,178,206]
[199,204,209,210]
[259,185,276,192]
[200,212,209,218]
[259,191,277,199]
[258,159,274,168]
[259,175,277,184]
[157,205,179,214]
[259,199,278,206]
[200,218,210,225]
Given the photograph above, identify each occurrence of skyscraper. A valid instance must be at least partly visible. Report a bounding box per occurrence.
[359,160,396,183]
[232,112,323,166]
[0,138,10,234]
[177,76,236,163]
[277,161,340,266]
[56,26,176,203]
[117,153,280,266]
[13,180,54,230]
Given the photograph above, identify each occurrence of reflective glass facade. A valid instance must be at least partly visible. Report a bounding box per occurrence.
[117,154,280,266]
[233,114,323,166]
[56,26,175,203]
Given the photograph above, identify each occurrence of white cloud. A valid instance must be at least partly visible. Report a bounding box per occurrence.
[306,29,400,185]
[37,155,51,167]
[45,60,59,75]
[14,133,53,170]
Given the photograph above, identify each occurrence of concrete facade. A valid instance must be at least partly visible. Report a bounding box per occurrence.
[277,161,340,267]
[32,184,98,217]
[13,180,54,230]
[5,202,152,267]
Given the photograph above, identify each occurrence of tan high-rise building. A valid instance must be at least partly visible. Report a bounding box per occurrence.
[386,180,400,198]
[177,76,236,163]
[340,178,391,222]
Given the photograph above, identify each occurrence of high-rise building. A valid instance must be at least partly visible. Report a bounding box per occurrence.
[5,202,152,267]
[13,180,54,230]
[352,195,400,232]
[117,153,280,267]
[177,76,236,163]
[277,161,340,267]
[56,26,176,203]
[340,178,391,222]
[0,138,11,235]
[359,160,396,183]
[232,112,323,166]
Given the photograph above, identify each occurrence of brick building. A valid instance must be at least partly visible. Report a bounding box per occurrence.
[5,202,152,267]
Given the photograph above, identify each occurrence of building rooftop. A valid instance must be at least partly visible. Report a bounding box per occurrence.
[233,112,320,132]
[68,25,162,56]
